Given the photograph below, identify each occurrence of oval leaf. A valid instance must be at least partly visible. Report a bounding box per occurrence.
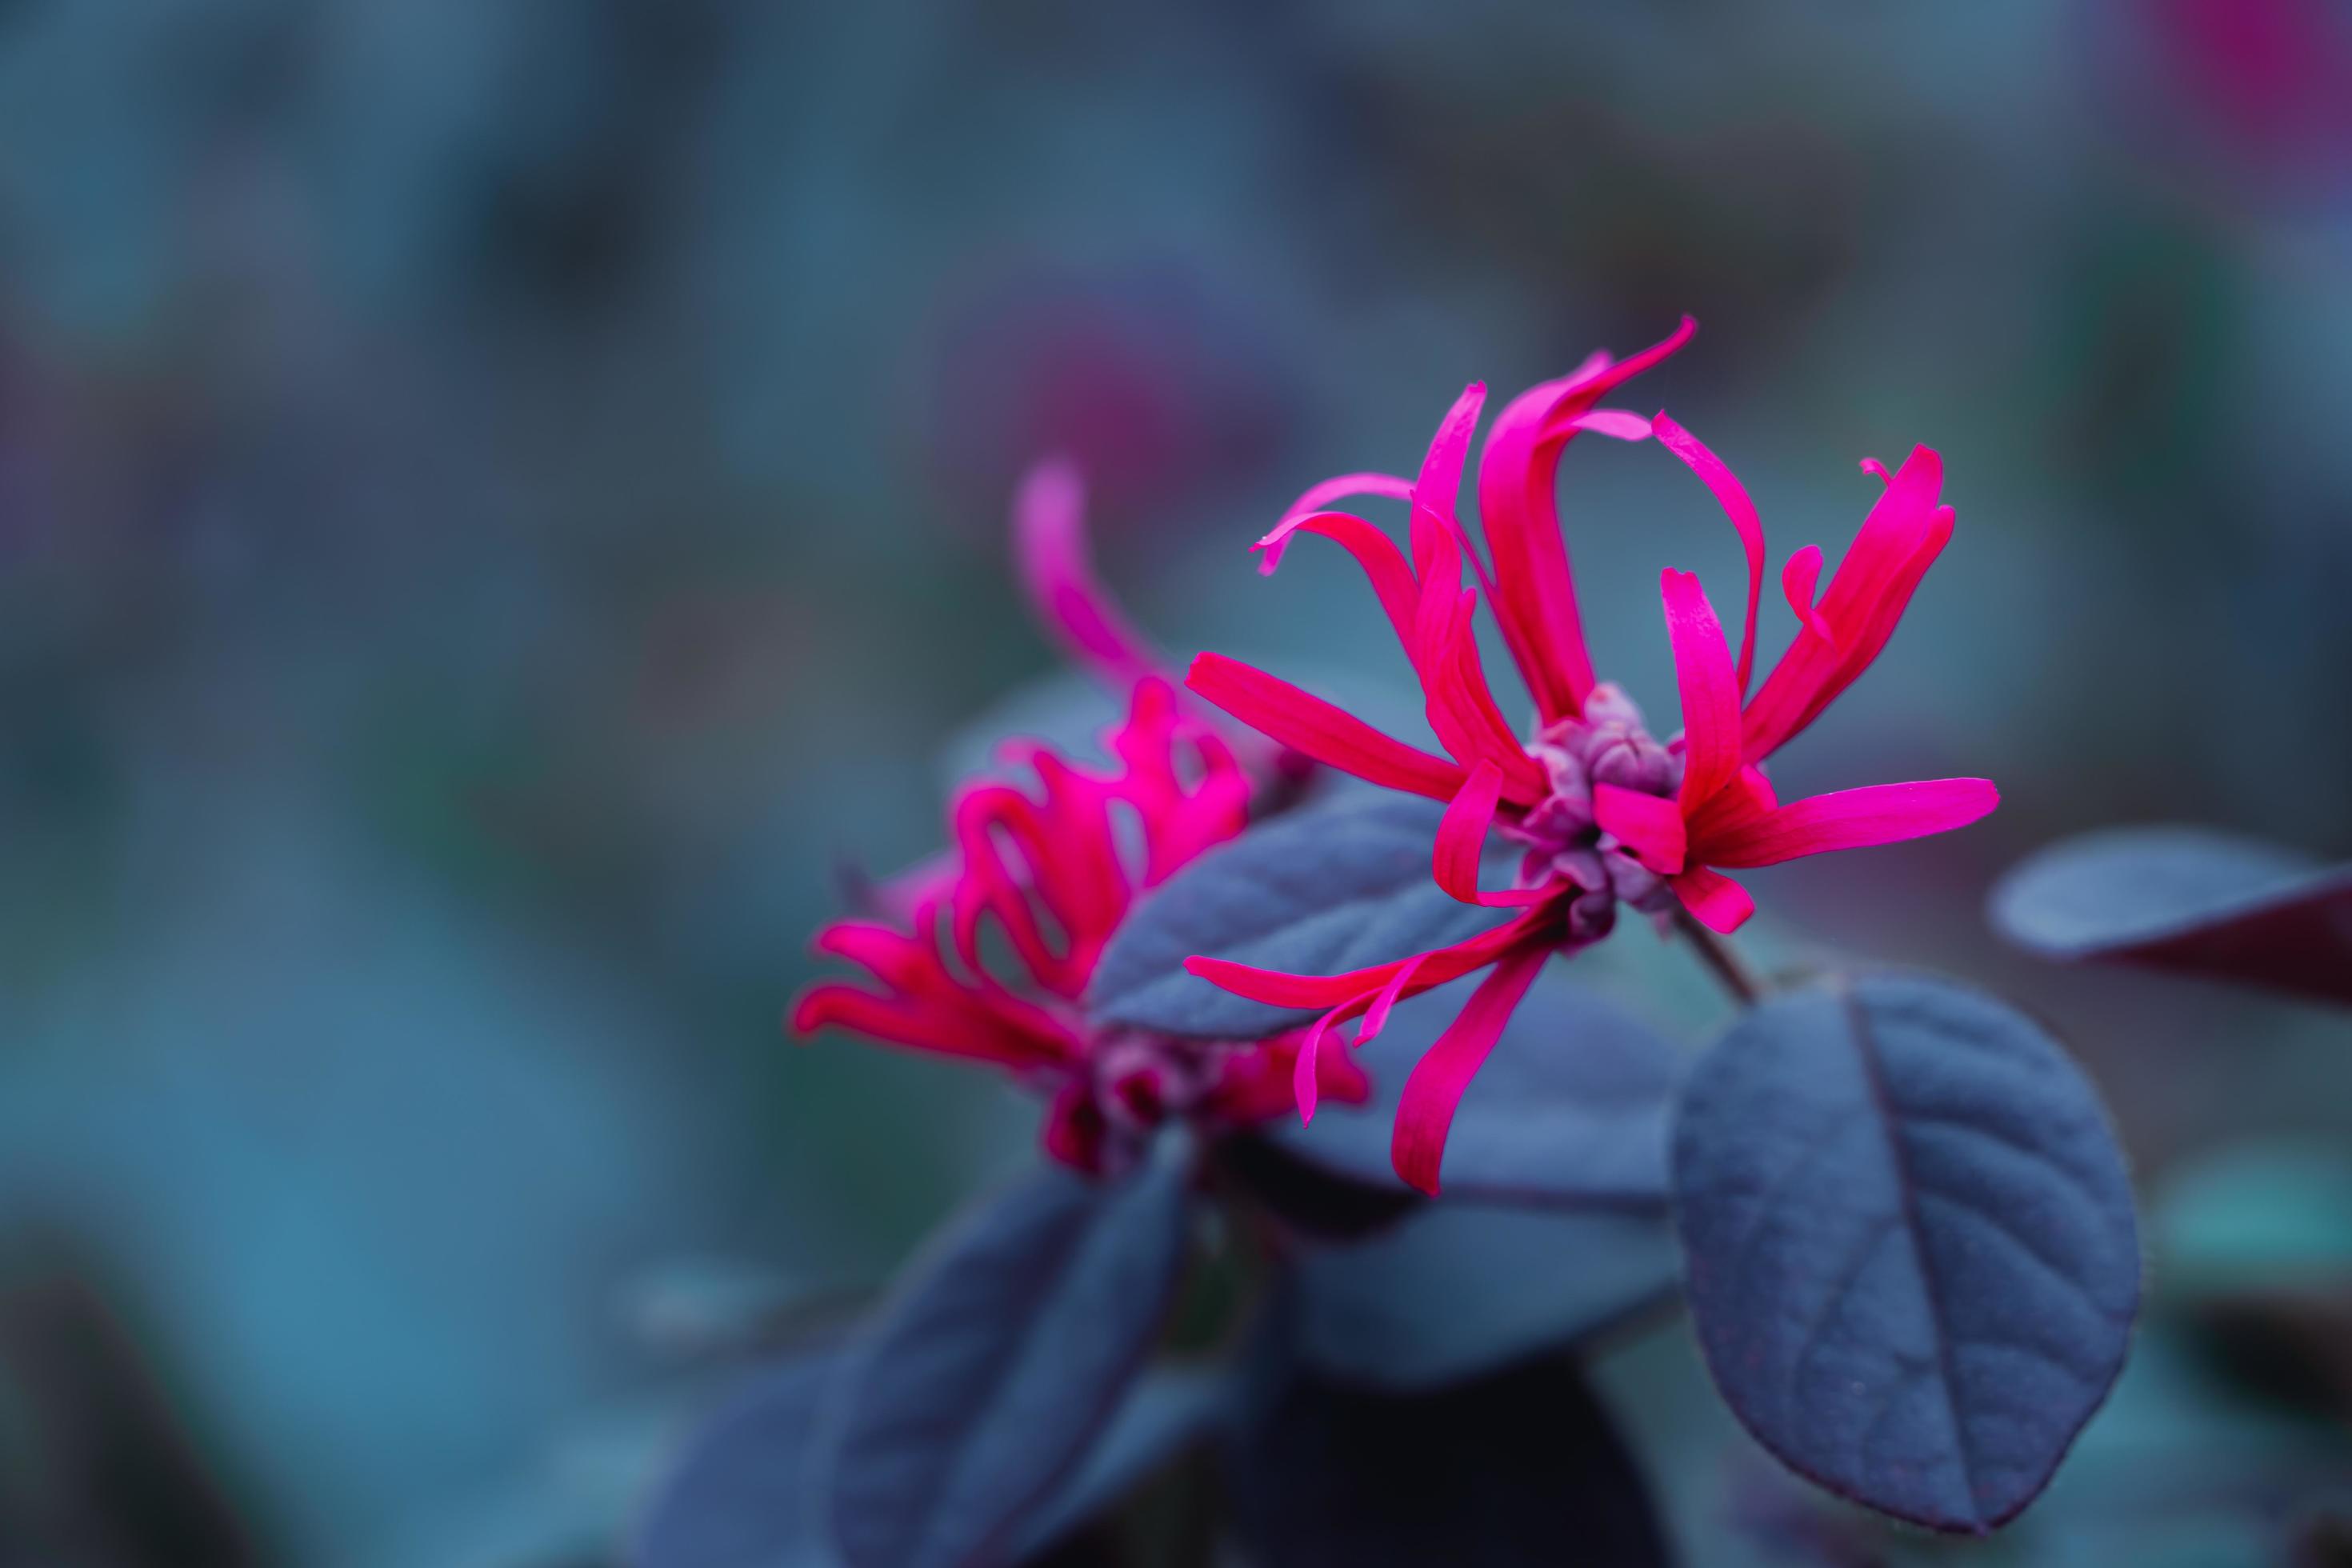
[1991,826,2352,1006]
[823,1156,1194,1568]
[1278,975,1682,1210]
[1673,971,2140,1532]
[1090,794,1517,1038]
[1226,1354,1670,1566]
[1007,1369,1230,1560]
[1290,1205,1678,1392]
[637,1355,838,1568]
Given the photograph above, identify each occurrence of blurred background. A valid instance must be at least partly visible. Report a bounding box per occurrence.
[3,2,2351,1562]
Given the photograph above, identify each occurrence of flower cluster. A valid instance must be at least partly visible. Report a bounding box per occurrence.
[1182,319,1998,1190]
[791,471,1362,1174]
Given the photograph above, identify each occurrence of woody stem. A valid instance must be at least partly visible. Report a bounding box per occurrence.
[1672,905,1765,1007]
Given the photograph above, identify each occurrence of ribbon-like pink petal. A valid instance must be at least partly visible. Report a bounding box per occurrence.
[1252,510,1421,650]
[1693,778,2000,869]
[1670,865,1756,934]
[1660,569,1744,810]
[1415,383,1487,532]
[1186,653,1468,802]
[1183,901,1554,1012]
[1780,544,1835,645]
[1260,472,1414,570]
[1593,782,1689,874]
[1742,446,1951,759]
[1652,414,1766,695]
[1390,943,1550,1194]
[1473,318,1696,724]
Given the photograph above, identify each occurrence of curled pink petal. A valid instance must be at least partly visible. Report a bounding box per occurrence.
[1652,413,1766,696]
[1686,763,1778,846]
[1293,1004,1346,1125]
[1183,901,1554,1013]
[1415,382,1487,526]
[1250,510,1421,649]
[1421,592,1553,803]
[1354,953,1428,1049]
[1261,471,1414,570]
[1558,408,1654,442]
[1390,943,1550,1195]
[1780,544,1835,645]
[1670,866,1756,934]
[1293,945,1431,1125]
[1474,318,1697,722]
[1742,446,1952,760]
[1012,458,1162,690]
[1859,457,1892,485]
[1693,778,2000,869]
[1660,570,1744,810]
[1435,760,1507,903]
[1186,653,1467,802]
[1431,760,1546,906]
[1593,782,1688,875]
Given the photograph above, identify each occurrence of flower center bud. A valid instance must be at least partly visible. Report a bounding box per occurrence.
[1072,1028,1234,1172]
[1512,682,1682,940]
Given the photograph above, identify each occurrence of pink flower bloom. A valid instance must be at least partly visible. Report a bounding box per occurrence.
[793,678,1369,1175]
[1181,321,1998,1193]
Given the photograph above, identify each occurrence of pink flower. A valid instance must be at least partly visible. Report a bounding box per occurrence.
[1180,320,1998,1193]
[793,678,1369,1176]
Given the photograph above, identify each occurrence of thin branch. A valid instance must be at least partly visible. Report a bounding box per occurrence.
[1673,904,1766,1007]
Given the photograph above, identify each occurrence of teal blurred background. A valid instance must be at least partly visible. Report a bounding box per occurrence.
[2,2,2351,1562]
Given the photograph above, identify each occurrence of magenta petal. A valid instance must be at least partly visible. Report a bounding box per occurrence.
[1670,866,1756,934]
[1594,782,1689,875]
[1558,408,1654,442]
[1471,322,1695,725]
[1434,760,1506,903]
[1354,953,1429,1048]
[1660,570,1744,810]
[1780,544,1835,645]
[1414,382,1487,526]
[1653,414,1767,694]
[1250,510,1421,647]
[1294,1003,1346,1125]
[1186,653,1468,802]
[1012,458,1163,690]
[1741,445,1953,761]
[1261,471,1414,569]
[1389,944,1549,1195]
[1697,778,2000,869]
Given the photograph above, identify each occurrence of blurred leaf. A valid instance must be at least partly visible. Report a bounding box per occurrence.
[1091,794,1511,1039]
[1225,1353,1669,1566]
[1275,974,1682,1211]
[824,1154,1194,1568]
[1288,1205,1677,1393]
[1672,972,2139,1532]
[637,1358,1226,1568]
[635,1355,835,1568]
[1006,1367,1230,1561]
[1991,826,2352,1006]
